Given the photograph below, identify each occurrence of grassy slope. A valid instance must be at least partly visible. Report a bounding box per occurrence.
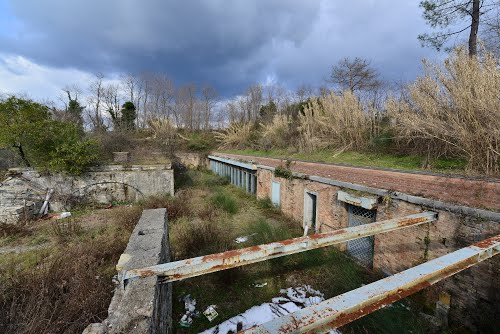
[220,148,468,175]
[171,170,430,334]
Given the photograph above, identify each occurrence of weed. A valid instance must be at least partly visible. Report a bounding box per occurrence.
[170,218,232,260]
[140,192,191,221]
[257,198,274,209]
[50,218,83,243]
[0,222,31,239]
[211,192,238,214]
[274,159,294,179]
[0,231,129,334]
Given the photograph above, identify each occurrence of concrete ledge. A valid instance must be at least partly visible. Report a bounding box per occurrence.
[83,208,172,334]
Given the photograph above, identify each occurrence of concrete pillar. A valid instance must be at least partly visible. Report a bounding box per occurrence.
[250,174,255,194]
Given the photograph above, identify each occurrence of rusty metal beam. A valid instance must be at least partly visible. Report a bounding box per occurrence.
[123,212,437,283]
[240,234,500,334]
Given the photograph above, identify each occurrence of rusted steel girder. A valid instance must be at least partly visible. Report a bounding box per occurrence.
[240,234,500,334]
[123,212,437,283]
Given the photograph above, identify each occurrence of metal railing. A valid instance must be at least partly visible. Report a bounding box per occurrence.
[123,212,437,283]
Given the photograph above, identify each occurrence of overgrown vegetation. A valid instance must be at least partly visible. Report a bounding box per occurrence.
[215,48,499,175]
[0,205,143,334]
[168,170,431,334]
[0,97,99,175]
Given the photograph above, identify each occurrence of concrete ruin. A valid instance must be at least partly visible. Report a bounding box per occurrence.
[0,164,174,224]
[205,153,500,333]
[83,208,172,334]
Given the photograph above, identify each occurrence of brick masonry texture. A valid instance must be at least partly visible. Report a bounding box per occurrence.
[219,153,500,212]
[216,153,499,332]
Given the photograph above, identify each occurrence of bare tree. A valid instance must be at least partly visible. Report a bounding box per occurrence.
[87,73,105,131]
[201,85,218,129]
[103,83,121,128]
[176,84,197,130]
[295,84,314,103]
[246,85,263,121]
[328,57,381,93]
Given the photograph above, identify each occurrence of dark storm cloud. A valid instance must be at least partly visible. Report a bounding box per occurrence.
[1,0,438,95]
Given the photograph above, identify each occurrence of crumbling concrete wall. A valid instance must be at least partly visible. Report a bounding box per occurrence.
[0,164,174,224]
[175,152,207,169]
[83,208,172,334]
[250,160,500,332]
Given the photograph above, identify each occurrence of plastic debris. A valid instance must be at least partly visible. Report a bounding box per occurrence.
[203,305,219,322]
[58,212,71,219]
[179,294,199,328]
[234,233,257,244]
[253,282,268,288]
[199,285,341,334]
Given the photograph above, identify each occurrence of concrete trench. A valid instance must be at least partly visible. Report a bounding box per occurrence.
[83,153,499,333]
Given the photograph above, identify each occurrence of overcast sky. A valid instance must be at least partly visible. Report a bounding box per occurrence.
[0,0,441,101]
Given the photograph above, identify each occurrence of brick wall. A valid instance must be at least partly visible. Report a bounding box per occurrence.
[255,166,499,332]
[221,153,500,212]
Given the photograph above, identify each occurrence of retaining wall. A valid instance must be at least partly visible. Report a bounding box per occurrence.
[0,164,174,224]
[83,208,172,334]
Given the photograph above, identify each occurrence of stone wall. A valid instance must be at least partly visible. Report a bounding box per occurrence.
[83,208,172,334]
[248,159,500,332]
[175,152,207,169]
[0,164,174,224]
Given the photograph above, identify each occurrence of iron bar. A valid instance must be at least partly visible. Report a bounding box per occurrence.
[240,234,500,334]
[123,212,437,283]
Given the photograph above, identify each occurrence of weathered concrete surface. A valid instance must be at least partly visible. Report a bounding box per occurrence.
[83,208,172,334]
[175,152,206,169]
[0,164,174,224]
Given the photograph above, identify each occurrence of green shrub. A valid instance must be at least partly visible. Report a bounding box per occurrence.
[48,138,99,175]
[211,192,238,214]
[0,96,98,175]
[186,132,216,152]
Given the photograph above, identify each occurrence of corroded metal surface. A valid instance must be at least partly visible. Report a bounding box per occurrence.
[123,212,437,283]
[239,235,500,334]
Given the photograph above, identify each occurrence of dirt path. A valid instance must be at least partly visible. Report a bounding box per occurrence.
[0,243,49,254]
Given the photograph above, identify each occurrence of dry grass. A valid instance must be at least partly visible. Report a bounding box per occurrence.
[298,91,372,152]
[170,217,232,260]
[387,47,500,174]
[0,205,142,334]
[215,122,254,149]
[259,114,293,149]
[141,191,192,221]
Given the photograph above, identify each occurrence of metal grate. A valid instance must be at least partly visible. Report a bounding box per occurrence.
[347,204,376,268]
